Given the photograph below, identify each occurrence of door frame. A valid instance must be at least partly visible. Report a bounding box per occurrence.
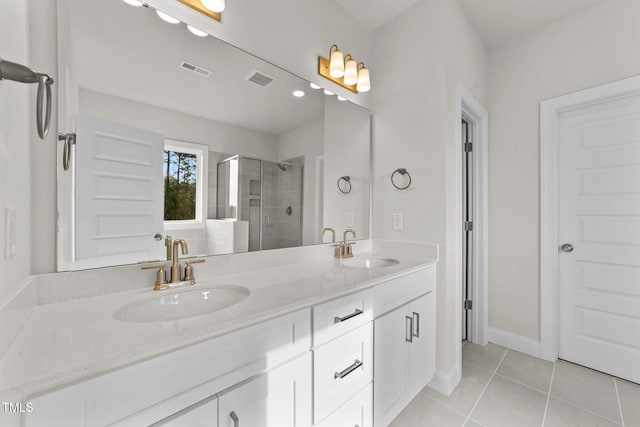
[539,74,640,361]
[455,83,489,349]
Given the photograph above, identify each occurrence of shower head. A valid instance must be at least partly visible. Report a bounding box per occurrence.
[277,163,287,171]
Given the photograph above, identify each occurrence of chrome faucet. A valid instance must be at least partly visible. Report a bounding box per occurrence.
[170,239,188,283]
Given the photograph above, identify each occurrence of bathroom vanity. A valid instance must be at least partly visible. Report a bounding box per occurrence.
[1,242,436,427]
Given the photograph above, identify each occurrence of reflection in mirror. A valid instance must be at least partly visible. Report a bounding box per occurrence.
[56,0,371,271]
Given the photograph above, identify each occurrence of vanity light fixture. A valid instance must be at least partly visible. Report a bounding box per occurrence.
[292,90,305,98]
[122,0,143,6]
[187,24,208,37]
[156,10,180,23]
[318,44,371,94]
[202,0,225,13]
[177,0,222,22]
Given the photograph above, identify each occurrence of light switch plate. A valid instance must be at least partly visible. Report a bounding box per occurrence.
[347,213,355,228]
[392,213,403,231]
[5,207,17,258]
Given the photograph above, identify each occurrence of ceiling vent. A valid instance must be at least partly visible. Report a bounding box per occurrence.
[245,70,276,88]
[179,61,211,78]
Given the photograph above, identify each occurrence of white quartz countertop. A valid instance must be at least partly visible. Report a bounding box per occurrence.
[0,252,434,400]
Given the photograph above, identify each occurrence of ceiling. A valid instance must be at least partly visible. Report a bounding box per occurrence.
[66,0,326,136]
[458,0,604,48]
[333,0,603,48]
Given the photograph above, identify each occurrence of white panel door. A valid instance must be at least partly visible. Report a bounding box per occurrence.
[75,114,165,268]
[558,93,640,383]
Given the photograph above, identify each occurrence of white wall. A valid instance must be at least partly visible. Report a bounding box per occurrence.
[323,96,371,240]
[488,0,640,340]
[278,118,324,245]
[372,0,487,374]
[0,1,32,302]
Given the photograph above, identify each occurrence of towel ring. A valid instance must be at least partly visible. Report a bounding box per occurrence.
[337,176,351,194]
[391,168,412,190]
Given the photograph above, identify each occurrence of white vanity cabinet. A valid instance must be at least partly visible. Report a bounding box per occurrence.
[373,267,436,427]
[151,396,218,426]
[217,353,312,427]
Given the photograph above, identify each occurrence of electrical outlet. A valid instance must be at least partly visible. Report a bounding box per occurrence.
[392,213,403,231]
[5,207,17,258]
[347,213,356,228]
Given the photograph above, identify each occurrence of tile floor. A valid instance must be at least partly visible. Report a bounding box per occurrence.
[391,342,640,427]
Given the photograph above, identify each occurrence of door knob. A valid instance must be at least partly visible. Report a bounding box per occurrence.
[560,243,574,253]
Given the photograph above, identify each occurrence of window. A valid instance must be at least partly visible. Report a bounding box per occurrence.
[163,140,208,228]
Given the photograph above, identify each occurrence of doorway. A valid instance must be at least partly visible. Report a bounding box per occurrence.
[462,119,473,342]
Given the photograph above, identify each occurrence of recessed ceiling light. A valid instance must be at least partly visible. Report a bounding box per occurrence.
[122,0,143,6]
[324,89,334,96]
[156,10,180,24]
[309,83,321,90]
[187,25,208,37]
[293,90,305,98]
[337,96,346,101]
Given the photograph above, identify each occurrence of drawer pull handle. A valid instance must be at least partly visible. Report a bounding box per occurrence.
[406,316,413,343]
[334,359,363,379]
[412,311,420,337]
[334,308,363,324]
[230,411,239,427]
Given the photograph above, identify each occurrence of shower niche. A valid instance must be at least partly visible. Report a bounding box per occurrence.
[211,155,303,254]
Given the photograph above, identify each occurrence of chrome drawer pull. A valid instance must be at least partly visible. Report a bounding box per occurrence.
[406,316,413,343]
[334,308,363,324]
[230,411,239,427]
[334,359,363,379]
[412,312,420,337]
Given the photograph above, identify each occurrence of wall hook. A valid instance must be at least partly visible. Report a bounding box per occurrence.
[337,176,351,194]
[391,168,412,190]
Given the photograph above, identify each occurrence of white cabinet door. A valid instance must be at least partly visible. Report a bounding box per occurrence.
[152,396,217,427]
[218,353,312,427]
[316,383,373,427]
[407,293,435,400]
[373,305,408,427]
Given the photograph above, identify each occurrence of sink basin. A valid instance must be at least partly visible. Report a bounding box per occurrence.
[114,285,250,323]
[341,258,400,269]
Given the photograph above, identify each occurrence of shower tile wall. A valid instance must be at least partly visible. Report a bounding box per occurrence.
[261,162,279,250]
[275,164,303,249]
[238,158,262,252]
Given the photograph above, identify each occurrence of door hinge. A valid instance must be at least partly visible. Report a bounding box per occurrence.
[464,221,473,231]
[464,142,473,152]
[464,300,472,310]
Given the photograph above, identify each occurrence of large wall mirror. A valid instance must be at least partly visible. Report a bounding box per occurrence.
[56,0,371,271]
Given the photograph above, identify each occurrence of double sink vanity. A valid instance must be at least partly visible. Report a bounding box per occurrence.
[2,240,436,427]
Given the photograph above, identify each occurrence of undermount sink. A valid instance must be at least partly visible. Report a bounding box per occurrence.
[114,285,250,323]
[341,257,400,269]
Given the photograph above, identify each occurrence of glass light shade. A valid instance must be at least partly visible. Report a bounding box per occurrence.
[356,66,371,93]
[122,0,143,6]
[202,0,225,13]
[156,10,180,24]
[187,25,208,37]
[343,58,358,86]
[329,49,344,78]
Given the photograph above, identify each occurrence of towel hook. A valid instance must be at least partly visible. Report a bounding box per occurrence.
[0,58,55,140]
[391,168,412,190]
[337,176,351,194]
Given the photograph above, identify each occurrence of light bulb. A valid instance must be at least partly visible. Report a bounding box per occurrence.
[156,10,180,24]
[293,90,305,98]
[329,46,344,78]
[309,83,321,90]
[202,0,225,13]
[122,0,143,6]
[343,55,358,86]
[356,63,370,93]
[187,25,208,37]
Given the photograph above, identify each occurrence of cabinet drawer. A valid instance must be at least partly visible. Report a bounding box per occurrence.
[373,266,434,317]
[151,396,217,426]
[313,322,373,424]
[315,383,372,427]
[313,289,373,347]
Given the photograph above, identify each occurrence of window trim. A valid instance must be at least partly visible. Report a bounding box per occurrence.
[163,139,209,230]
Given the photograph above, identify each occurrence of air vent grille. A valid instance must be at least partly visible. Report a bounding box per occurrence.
[179,61,211,78]
[246,70,275,87]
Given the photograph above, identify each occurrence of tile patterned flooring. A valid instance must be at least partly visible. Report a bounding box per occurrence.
[391,343,640,427]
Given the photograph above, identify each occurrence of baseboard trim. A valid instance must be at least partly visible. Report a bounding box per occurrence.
[426,365,460,396]
[488,327,541,358]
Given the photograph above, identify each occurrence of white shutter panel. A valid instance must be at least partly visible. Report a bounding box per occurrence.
[74,114,164,268]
